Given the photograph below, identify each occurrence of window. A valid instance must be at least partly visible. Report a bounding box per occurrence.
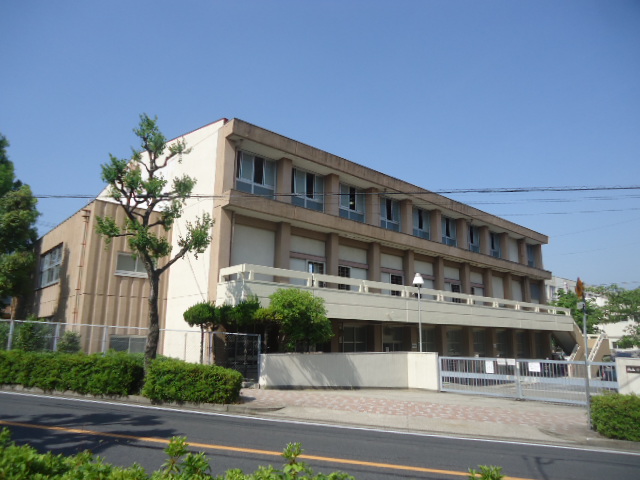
[382,272,403,296]
[116,253,147,278]
[40,245,63,288]
[442,216,457,246]
[339,184,365,223]
[527,244,537,267]
[235,151,276,196]
[413,208,430,239]
[446,327,462,356]
[292,168,324,212]
[490,233,501,258]
[110,335,146,354]
[468,226,480,253]
[308,261,326,288]
[383,326,405,352]
[422,326,437,352]
[473,329,487,357]
[343,325,367,352]
[338,265,351,291]
[380,197,400,231]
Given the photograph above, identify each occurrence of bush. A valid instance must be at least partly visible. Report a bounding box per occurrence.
[0,350,144,395]
[0,429,355,480]
[142,357,243,404]
[13,317,51,352]
[591,393,640,441]
[468,465,505,480]
[56,331,81,354]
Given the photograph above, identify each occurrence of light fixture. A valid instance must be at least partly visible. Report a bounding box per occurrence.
[413,273,424,352]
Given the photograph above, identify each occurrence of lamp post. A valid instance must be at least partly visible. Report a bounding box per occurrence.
[413,273,424,352]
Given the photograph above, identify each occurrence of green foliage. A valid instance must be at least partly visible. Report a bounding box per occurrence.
[142,357,243,404]
[468,465,505,480]
[591,284,640,324]
[95,114,213,369]
[0,350,144,395]
[13,316,51,352]
[551,289,602,334]
[0,430,355,480]
[617,327,640,348]
[0,133,39,302]
[56,331,82,354]
[262,289,332,352]
[591,393,640,442]
[184,301,217,329]
[227,296,261,330]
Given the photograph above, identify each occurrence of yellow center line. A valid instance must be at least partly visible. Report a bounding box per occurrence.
[0,419,534,480]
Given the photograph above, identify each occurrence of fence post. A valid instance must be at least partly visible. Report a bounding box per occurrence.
[101,326,109,353]
[515,359,523,400]
[7,320,15,350]
[53,323,61,351]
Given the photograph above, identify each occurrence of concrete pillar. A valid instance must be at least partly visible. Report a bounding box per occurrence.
[208,208,233,296]
[508,330,518,358]
[534,244,544,270]
[367,242,381,282]
[403,250,415,287]
[479,226,490,256]
[434,256,445,291]
[462,327,474,356]
[365,187,380,227]
[456,218,468,250]
[431,210,442,244]
[504,272,513,300]
[400,199,413,235]
[324,173,340,217]
[523,277,532,303]
[517,239,527,265]
[483,268,494,299]
[528,331,537,359]
[436,325,447,356]
[274,222,291,284]
[538,279,548,304]
[499,232,509,259]
[331,321,341,352]
[372,324,383,352]
[276,157,293,204]
[487,329,498,357]
[461,263,471,294]
[325,232,340,289]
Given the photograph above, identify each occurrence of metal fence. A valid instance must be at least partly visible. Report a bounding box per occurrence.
[0,319,261,381]
[439,356,618,405]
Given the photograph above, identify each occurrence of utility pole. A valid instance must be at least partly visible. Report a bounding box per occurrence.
[576,278,592,429]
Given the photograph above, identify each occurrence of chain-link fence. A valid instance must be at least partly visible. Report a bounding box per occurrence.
[0,319,261,381]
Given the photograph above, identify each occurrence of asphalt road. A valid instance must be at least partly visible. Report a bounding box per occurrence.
[1,392,639,479]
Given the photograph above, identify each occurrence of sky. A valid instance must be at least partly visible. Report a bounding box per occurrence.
[1,0,639,289]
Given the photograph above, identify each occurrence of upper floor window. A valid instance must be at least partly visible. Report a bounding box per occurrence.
[380,197,400,231]
[526,244,537,267]
[291,168,324,212]
[442,216,457,246]
[490,232,502,258]
[116,253,148,278]
[338,265,351,291]
[40,244,63,288]
[339,184,365,223]
[413,208,430,240]
[235,151,276,197]
[468,225,480,253]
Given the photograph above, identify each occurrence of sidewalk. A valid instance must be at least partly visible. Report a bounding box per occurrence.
[239,387,640,451]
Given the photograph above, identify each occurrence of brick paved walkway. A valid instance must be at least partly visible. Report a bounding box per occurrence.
[240,388,588,437]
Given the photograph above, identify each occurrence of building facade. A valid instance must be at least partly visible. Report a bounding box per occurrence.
[26,118,576,359]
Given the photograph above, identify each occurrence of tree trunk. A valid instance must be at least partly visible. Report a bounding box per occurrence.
[144,272,161,375]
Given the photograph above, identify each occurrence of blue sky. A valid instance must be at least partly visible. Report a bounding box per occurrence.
[1,0,639,288]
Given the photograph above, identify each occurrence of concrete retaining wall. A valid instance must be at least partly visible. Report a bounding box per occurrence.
[616,357,640,395]
[258,352,440,390]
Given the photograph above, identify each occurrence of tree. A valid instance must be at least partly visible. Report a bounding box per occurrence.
[183,301,216,364]
[259,288,332,352]
[590,284,640,324]
[96,114,213,371]
[0,134,39,313]
[551,288,603,334]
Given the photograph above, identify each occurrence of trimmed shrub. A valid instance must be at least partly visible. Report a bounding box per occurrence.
[56,331,81,353]
[0,350,144,396]
[591,393,640,442]
[142,357,243,404]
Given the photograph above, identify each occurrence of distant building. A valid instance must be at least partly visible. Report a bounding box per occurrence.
[24,118,577,359]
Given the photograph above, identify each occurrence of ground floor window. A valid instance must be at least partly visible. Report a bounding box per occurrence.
[383,326,405,351]
[473,328,487,357]
[342,325,367,352]
[446,327,463,356]
[495,329,508,357]
[421,325,437,352]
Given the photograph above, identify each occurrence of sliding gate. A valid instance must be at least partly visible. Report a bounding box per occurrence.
[439,356,618,405]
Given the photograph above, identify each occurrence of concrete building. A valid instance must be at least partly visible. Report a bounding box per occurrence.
[25,118,577,359]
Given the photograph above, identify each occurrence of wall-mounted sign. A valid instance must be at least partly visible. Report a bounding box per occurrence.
[626,365,640,374]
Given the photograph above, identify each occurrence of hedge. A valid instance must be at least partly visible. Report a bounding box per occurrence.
[591,393,640,442]
[0,350,144,396]
[142,357,243,404]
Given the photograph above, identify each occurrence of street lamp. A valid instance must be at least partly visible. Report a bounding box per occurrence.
[413,273,424,352]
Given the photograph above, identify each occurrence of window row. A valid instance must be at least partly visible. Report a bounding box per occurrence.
[234,151,538,265]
